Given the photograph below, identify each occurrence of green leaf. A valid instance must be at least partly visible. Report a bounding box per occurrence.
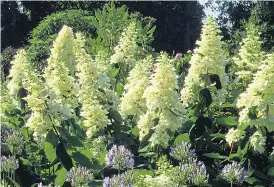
[133,169,154,176]
[216,116,237,127]
[56,142,73,171]
[55,167,67,186]
[199,88,212,107]
[268,167,274,176]
[173,133,190,145]
[132,126,139,137]
[228,153,241,159]
[204,153,228,160]
[245,177,259,184]
[115,82,124,97]
[44,141,56,162]
[71,151,92,168]
[7,177,20,187]
[107,68,120,78]
[210,133,226,139]
[99,150,108,166]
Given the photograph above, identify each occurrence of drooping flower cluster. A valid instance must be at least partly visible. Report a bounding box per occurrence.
[236,54,274,132]
[138,53,185,147]
[170,141,196,163]
[67,166,93,187]
[225,128,244,146]
[44,25,78,111]
[110,22,138,71]
[219,161,248,184]
[0,155,19,172]
[180,17,227,107]
[120,56,153,118]
[74,33,111,138]
[103,171,133,187]
[233,23,264,86]
[250,129,266,154]
[105,145,134,169]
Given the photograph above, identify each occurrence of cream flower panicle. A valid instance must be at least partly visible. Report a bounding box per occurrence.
[120,55,153,119]
[225,128,243,146]
[237,53,274,132]
[250,129,266,154]
[7,49,30,95]
[110,22,138,71]
[0,82,17,123]
[44,25,79,110]
[74,33,111,138]
[233,23,264,86]
[180,17,228,107]
[138,52,185,147]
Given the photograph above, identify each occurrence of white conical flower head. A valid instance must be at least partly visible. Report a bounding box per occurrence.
[120,55,153,119]
[138,53,185,147]
[44,25,78,110]
[74,33,111,138]
[233,23,264,86]
[7,49,30,95]
[237,53,274,132]
[110,22,138,71]
[180,17,228,107]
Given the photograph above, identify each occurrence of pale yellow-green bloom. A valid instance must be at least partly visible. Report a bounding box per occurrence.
[250,129,266,154]
[225,128,243,146]
[26,111,53,137]
[233,23,264,86]
[120,55,153,119]
[74,33,111,138]
[7,49,30,95]
[237,54,274,132]
[138,53,185,147]
[44,25,78,110]
[180,17,228,107]
[142,175,175,187]
[110,22,138,71]
[0,82,17,123]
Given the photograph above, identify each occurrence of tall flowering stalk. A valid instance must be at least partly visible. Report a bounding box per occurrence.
[74,33,111,138]
[237,54,274,134]
[110,22,138,72]
[120,56,153,119]
[233,23,264,87]
[138,53,185,147]
[6,49,56,137]
[44,25,78,111]
[180,17,227,107]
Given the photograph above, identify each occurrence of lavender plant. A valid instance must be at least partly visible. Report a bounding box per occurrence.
[66,166,93,187]
[103,171,133,187]
[105,145,134,171]
[170,141,196,163]
[219,161,248,186]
